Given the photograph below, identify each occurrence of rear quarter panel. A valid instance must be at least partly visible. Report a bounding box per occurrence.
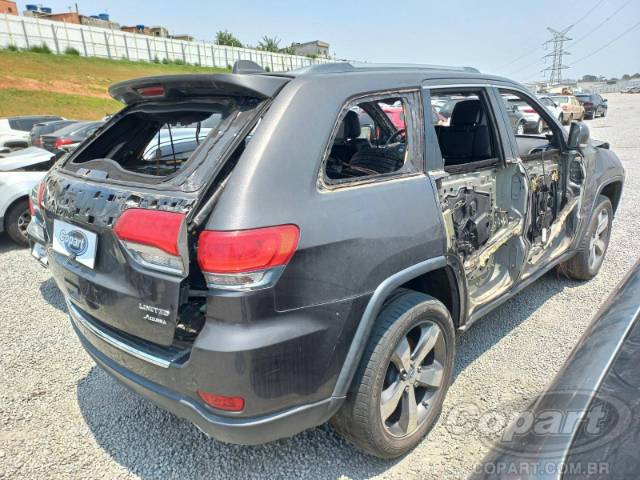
[0,171,43,217]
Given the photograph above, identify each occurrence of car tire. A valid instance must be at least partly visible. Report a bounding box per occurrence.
[516,122,525,135]
[563,195,613,281]
[330,290,455,459]
[5,198,31,247]
[601,108,606,118]
[535,119,544,134]
[567,113,574,124]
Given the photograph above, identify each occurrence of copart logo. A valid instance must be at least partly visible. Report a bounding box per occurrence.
[443,390,632,457]
[59,229,88,256]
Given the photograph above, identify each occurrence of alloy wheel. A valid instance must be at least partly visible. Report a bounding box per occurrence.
[380,320,446,438]
[588,208,609,270]
[16,209,31,239]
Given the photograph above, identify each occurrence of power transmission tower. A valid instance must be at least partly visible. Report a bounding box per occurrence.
[543,26,572,84]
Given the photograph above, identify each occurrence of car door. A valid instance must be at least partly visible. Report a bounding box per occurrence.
[422,83,529,313]
[495,88,587,282]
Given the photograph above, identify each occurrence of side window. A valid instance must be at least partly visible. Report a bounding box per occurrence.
[430,89,498,170]
[499,89,563,158]
[323,93,418,184]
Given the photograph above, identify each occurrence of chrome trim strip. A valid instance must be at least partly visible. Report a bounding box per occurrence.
[67,301,172,368]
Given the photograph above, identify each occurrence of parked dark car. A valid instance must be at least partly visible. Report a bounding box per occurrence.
[40,121,103,157]
[473,259,640,480]
[27,62,624,458]
[0,115,63,150]
[29,120,78,148]
[574,93,608,119]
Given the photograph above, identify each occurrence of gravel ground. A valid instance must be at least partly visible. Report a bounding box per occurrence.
[1,93,638,480]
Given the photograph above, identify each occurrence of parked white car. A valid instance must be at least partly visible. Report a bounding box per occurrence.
[0,147,55,246]
[0,115,63,151]
[537,95,564,123]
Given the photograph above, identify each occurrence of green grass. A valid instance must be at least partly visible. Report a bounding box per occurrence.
[0,49,229,119]
[0,88,123,119]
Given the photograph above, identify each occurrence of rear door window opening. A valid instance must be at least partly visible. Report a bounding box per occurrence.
[430,89,501,172]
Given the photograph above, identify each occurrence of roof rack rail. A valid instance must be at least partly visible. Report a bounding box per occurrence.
[290,62,480,75]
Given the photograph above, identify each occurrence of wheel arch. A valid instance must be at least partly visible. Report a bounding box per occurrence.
[599,180,623,214]
[332,256,464,398]
[3,194,29,229]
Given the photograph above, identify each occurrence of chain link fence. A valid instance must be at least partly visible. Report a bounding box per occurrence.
[1,14,332,71]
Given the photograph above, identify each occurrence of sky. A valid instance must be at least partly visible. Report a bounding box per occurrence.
[21,0,640,81]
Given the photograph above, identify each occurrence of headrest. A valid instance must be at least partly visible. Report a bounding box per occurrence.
[451,99,483,127]
[343,110,361,139]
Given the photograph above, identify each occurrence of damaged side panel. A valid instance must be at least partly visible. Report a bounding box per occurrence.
[437,164,527,311]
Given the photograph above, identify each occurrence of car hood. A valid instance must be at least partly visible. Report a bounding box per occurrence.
[0,146,55,171]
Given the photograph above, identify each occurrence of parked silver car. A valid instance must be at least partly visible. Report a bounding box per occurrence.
[0,147,55,245]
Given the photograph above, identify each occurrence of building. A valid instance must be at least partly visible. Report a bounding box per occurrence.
[149,26,169,38]
[0,0,18,15]
[121,25,171,38]
[292,40,330,58]
[171,34,194,41]
[24,8,120,29]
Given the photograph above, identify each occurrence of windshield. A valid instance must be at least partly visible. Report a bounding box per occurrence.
[575,95,591,100]
[549,96,568,104]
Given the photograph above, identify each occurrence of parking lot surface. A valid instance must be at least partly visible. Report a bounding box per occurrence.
[1,93,639,479]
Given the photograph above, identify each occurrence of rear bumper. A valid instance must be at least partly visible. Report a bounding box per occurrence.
[70,305,345,444]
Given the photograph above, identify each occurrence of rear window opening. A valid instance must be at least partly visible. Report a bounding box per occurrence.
[64,97,262,182]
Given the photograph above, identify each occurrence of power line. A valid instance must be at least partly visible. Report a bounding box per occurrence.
[570,19,640,65]
[570,0,609,28]
[571,0,634,47]
[496,0,606,71]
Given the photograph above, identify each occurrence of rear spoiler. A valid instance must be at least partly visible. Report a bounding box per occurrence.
[109,73,290,105]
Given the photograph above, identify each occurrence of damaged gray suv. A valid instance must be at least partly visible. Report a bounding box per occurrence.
[28,61,624,458]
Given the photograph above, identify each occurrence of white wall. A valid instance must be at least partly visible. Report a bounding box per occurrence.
[0,14,332,71]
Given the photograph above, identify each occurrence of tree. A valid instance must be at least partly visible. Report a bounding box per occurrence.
[581,74,598,82]
[257,36,281,52]
[622,74,631,80]
[632,73,640,79]
[280,44,297,55]
[215,30,243,48]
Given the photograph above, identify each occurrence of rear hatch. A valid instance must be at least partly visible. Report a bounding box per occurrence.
[39,73,289,346]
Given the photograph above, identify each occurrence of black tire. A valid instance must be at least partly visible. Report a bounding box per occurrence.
[5,198,31,247]
[601,108,606,118]
[330,290,455,458]
[563,195,613,280]
[516,122,525,135]
[535,119,544,134]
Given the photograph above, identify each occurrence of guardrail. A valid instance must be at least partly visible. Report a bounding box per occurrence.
[0,14,332,71]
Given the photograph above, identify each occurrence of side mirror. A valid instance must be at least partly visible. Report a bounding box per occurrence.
[567,121,590,150]
[603,98,608,102]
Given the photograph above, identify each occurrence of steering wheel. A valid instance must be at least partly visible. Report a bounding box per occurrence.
[384,128,406,147]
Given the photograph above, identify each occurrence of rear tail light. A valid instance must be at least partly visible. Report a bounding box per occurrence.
[197,224,299,291]
[114,209,188,276]
[561,105,569,111]
[37,181,45,208]
[523,108,536,113]
[197,391,244,412]
[54,137,73,149]
[28,196,35,216]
